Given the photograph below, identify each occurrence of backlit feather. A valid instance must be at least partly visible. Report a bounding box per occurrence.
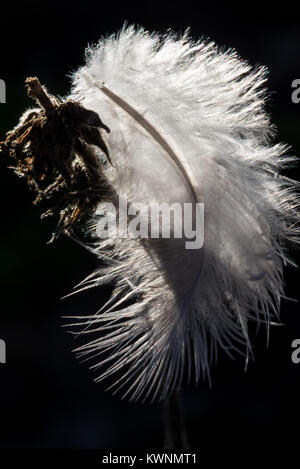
[66,25,299,401]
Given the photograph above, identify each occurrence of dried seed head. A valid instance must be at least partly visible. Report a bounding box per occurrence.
[0,77,113,241]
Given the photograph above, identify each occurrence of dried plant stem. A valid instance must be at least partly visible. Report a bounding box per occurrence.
[25,77,54,112]
[162,391,189,449]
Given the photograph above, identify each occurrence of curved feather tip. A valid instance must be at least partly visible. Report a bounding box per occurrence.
[66,25,300,401]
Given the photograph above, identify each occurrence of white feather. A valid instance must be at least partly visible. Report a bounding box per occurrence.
[67,25,299,401]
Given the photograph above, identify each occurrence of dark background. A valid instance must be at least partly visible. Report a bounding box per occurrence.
[0,0,300,457]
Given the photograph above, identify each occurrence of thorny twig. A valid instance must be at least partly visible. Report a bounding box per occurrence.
[0,77,113,242]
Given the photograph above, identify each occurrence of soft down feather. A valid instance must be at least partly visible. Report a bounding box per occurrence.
[65,25,300,401]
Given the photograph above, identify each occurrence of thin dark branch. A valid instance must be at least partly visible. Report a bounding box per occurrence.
[162,391,189,449]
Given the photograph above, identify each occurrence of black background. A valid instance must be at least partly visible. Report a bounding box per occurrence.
[0,0,300,457]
